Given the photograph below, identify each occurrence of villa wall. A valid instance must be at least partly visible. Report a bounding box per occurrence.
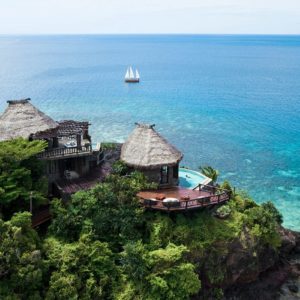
[142,169,161,185]
[141,164,179,187]
[45,156,93,194]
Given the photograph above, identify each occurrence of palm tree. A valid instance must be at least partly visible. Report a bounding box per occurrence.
[199,166,219,184]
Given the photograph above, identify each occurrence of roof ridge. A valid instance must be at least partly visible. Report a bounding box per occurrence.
[7,98,31,105]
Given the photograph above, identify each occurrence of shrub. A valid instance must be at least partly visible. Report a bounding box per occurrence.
[215,205,231,219]
[120,241,201,300]
[101,142,118,150]
[261,201,283,225]
[112,160,130,176]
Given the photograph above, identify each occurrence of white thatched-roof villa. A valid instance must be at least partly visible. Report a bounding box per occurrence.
[0,98,59,141]
[121,123,183,187]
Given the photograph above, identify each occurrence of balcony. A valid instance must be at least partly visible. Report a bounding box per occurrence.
[37,145,92,160]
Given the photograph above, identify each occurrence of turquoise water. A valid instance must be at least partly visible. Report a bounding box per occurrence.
[179,168,207,189]
[0,35,299,229]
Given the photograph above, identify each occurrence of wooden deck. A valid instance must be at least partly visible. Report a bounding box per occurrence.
[137,186,231,211]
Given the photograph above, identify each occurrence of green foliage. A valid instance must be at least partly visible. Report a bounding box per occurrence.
[101,142,118,150]
[0,212,43,299]
[120,241,201,300]
[146,212,237,255]
[261,201,283,225]
[199,166,219,183]
[210,288,224,300]
[0,138,47,162]
[112,160,130,176]
[228,191,258,213]
[44,234,119,300]
[0,141,284,299]
[220,180,234,194]
[49,172,155,246]
[0,138,47,218]
[242,204,281,248]
[216,205,232,219]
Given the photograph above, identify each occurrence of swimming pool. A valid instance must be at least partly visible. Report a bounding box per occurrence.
[179,168,211,189]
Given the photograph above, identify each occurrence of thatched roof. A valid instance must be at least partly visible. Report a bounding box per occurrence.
[58,120,90,136]
[121,123,183,169]
[0,99,59,141]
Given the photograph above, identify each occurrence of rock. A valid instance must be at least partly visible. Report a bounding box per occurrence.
[294,232,300,254]
[224,229,278,285]
[197,227,300,300]
[287,283,299,293]
[279,227,297,255]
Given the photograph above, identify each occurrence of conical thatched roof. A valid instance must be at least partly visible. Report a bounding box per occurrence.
[121,123,183,169]
[0,99,59,141]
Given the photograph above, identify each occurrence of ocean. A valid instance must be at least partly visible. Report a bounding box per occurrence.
[0,35,299,229]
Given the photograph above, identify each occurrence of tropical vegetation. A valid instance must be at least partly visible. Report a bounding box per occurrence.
[0,139,284,299]
[199,165,219,184]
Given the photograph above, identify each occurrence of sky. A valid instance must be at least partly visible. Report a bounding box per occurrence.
[0,0,300,34]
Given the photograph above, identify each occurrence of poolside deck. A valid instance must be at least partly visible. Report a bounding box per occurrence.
[137,186,231,211]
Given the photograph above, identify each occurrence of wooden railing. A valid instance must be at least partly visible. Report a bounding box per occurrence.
[37,145,92,159]
[142,190,232,211]
[193,183,217,191]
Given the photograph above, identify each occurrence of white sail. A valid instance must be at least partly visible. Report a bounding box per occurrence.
[129,66,134,79]
[135,69,140,79]
[125,68,130,79]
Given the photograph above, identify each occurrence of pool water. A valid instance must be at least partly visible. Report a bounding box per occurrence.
[179,168,210,189]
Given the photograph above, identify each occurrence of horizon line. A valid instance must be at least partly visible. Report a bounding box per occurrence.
[0,33,300,36]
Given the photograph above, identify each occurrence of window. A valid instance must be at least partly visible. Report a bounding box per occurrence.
[160,166,169,184]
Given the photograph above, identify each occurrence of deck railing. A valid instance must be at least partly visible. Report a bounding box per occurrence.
[142,189,232,211]
[193,183,217,192]
[37,145,92,159]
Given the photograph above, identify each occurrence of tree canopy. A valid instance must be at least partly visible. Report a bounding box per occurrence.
[49,172,155,247]
[120,241,201,300]
[0,138,47,218]
[44,234,119,299]
[0,212,44,299]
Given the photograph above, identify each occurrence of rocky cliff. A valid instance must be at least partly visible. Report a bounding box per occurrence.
[197,227,300,299]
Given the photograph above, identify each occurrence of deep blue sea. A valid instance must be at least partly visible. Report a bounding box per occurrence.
[0,35,299,229]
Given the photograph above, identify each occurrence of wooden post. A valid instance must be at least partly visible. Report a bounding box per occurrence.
[76,134,81,150]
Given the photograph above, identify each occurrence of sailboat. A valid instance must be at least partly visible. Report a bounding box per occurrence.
[125,66,140,83]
